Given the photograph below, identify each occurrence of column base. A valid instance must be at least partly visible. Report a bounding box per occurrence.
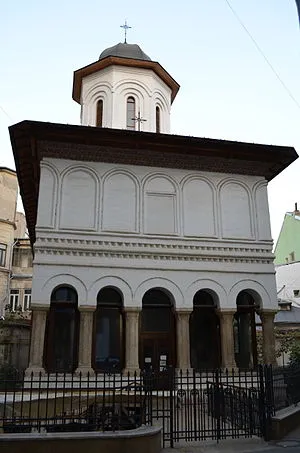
[175,368,193,375]
[123,368,141,376]
[222,366,239,373]
[25,366,46,377]
[74,367,95,377]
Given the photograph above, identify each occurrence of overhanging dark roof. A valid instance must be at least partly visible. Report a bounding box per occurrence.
[9,120,298,246]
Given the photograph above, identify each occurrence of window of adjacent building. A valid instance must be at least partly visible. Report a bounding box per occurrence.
[96,100,103,127]
[0,243,6,267]
[23,289,31,311]
[156,106,160,133]
[12,247,32,268]
[289,251,295,262]
[10,290,20,312]
[126,97,136,130]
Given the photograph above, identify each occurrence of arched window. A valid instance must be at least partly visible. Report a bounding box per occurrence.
[190,290,221,370]
[140,289,175,372]
[234,290,258,369]
[156,106,160,133]
[96,100,103,127]
[93,288,124,372]
[44,286,79,373]
[126,97,135,130]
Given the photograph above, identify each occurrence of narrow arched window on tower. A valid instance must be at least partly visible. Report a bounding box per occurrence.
[126,97,135,130]
[156,106,160,133]
[96,100,103,127]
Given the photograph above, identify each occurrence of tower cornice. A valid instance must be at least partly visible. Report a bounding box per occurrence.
[73,56,180,104]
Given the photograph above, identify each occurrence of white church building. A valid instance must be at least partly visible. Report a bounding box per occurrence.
[9,41,297,375]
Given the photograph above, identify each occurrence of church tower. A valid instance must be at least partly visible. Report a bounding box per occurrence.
[72,42,179,133]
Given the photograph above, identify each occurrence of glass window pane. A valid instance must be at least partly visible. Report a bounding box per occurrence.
[51,287,77,303]
[156,106,160,133]
[96,100,103,127]
[0,243,6,267]
[142,307,171,332]
[97,288,122,306]
[95,308,122,370]
[126,97,135,130]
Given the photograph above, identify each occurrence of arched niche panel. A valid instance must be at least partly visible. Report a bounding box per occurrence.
[102,172,138,232]
[183,179,216,237]
[144,176,177,235]
[60,169,97,230]
[220,182,252,239]
[255,184,271,240]
[37,165,57,228]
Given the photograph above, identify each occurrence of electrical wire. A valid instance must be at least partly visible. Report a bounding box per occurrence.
[0,105,13,122]
[224,0,300,112]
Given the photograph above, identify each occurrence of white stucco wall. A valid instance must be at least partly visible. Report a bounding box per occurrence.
[80,66,171,133]
[32,157,277,311]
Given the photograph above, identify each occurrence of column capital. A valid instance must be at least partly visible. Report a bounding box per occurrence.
[124,307,141,320]
[176,308,193,317]
[78,305,95,313]
[30,304,49,312]
[217,309,236,317]
[259,309,277,320]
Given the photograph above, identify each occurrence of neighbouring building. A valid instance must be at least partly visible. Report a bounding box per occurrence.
[0,167,32,372]
[274,299,300,366]
[273,260,300,366]
[274,204,300,265]
[9,41,298,376]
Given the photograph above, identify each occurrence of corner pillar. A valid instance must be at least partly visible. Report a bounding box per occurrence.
[25,305,48,376]
[260,309,277,365]
[75,306,95,376]
[219,309,236,370]
[124,308,140,375]
[176,309,192,370]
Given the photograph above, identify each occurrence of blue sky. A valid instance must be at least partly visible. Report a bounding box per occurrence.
[1,0,300,243]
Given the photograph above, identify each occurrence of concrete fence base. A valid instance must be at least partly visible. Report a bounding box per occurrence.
[0,426,161,453]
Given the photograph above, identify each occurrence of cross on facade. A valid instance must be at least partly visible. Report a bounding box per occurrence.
[120,20,132,43]
[132,111,147,131]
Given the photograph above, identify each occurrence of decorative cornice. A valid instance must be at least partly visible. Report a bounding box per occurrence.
[34,236,274,265]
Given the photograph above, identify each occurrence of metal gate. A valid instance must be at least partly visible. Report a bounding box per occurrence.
[146,366,273,448]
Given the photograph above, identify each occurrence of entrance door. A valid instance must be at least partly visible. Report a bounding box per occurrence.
[141,336,173,389]
[141,337,171,372]
[140,289,176,389]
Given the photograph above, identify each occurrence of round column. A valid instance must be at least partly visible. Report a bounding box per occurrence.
[124,308,140,375]
[25,305,48,376]
[176,309,192,370]
[219,309,236,370]
[75,306,95,376]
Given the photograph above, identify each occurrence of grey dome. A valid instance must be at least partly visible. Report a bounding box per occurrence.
[99,42,151,61]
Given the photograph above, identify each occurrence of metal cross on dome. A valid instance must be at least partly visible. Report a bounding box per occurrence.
[132,111,147,131]
[120,20,132,43]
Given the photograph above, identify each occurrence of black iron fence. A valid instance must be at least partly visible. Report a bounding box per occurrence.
[0,370,151,435]
[0,365,294,447]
